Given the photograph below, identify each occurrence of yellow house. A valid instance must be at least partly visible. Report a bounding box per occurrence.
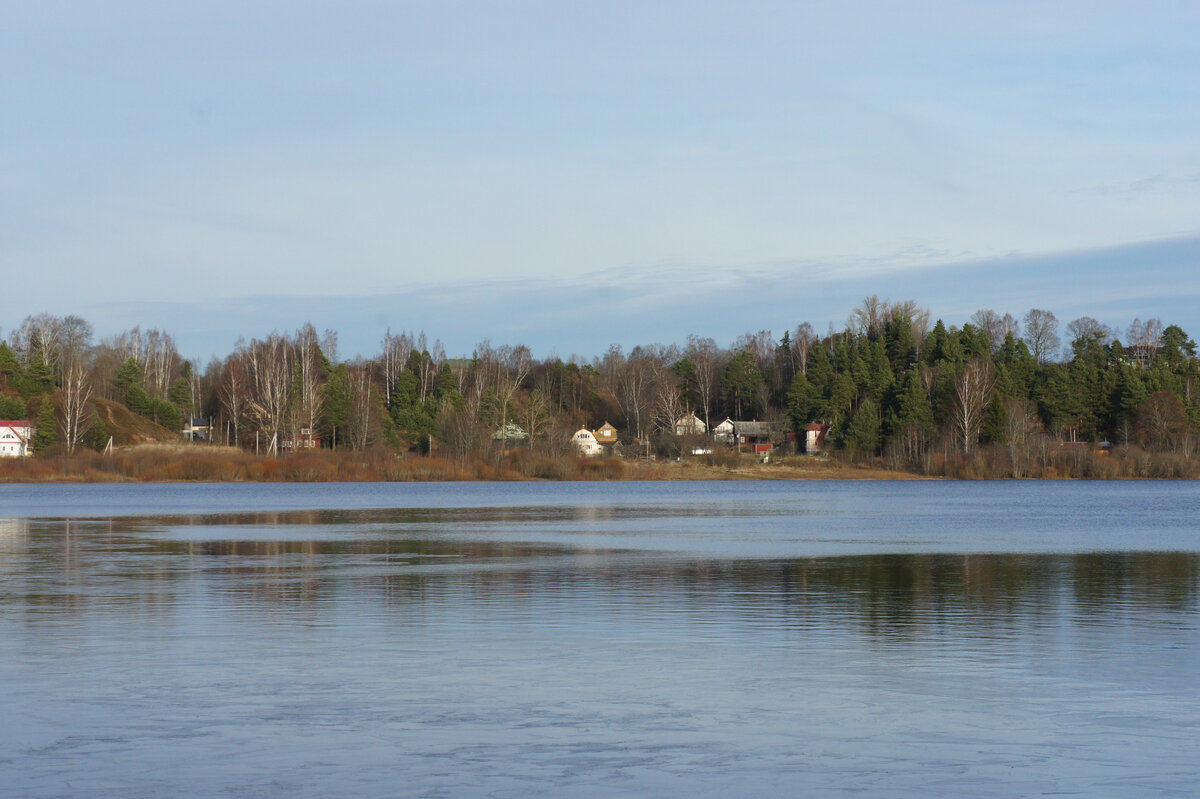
[594,422,618,446]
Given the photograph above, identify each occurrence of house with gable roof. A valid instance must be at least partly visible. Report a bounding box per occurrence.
[0,420,32,457]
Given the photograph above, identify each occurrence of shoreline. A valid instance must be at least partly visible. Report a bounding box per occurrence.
[0,445,931,483]
[4,444,1192,482]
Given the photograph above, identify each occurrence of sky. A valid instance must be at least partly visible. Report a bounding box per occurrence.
[4,1,1200,359]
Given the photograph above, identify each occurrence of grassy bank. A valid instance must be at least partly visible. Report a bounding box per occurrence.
[3,442,1194,483]
[0,445,922,483]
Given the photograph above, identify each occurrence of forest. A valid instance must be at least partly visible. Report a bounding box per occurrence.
[2,296,1199,480]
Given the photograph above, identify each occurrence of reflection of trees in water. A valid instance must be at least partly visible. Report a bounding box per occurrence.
[4,513,1198,637]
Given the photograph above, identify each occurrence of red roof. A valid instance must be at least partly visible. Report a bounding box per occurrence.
[0,420,32,427]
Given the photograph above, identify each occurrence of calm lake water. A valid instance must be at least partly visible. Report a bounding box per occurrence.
[1,480,1198,798]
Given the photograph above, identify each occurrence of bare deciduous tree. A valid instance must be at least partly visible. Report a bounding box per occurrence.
[346,362,375,451]
[1126,318,1163,365]
[792,323,815,376]
[1003,397,1041,477]
[246,334,293,451]
[950,357,995,454]
[971,309,1011,350]
[685,335,722,429]
[218,354,250,446]
[58,361,92,455]
[295,323,325,441]
[1022,309,1060,364]
[494,344,532,457]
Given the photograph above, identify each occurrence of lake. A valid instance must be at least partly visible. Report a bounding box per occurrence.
[1,480,1198,797]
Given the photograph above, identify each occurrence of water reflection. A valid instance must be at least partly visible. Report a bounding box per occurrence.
[4,493,1200,798]
[3,509,1196,642]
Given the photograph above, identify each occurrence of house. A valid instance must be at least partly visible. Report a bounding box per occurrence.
[281,427,320,451]
[674,411,706,437]
[804,423,831,454]
[733,421,774,444]
[0,420,32,457]
[183,417,211,442]
[594,422,619,446]
[571,427,604,457]
[713,418,735,444]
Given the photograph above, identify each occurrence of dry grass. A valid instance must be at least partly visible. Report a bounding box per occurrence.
[2,442,1196,483]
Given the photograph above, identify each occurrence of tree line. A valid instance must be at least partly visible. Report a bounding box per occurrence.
[2,299,1198,475]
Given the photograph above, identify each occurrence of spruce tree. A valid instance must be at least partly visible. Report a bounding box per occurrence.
[846,398,881,455]
[32,399,58,454]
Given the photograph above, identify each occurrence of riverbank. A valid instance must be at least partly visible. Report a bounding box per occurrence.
[0,445,923,483]
[4,442,1196,482]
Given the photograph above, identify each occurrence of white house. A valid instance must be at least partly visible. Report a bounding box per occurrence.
[0,420,32,457]
[712,418,735,444]
[571,427,604,457]
[183,417,211,442]
[674,411,707,437]
[805,423,831,454]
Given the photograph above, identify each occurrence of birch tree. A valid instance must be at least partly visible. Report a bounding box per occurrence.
[246,334,292,449]
[219,354,250,446]
[950,357,996,454]
[58,361,92,455]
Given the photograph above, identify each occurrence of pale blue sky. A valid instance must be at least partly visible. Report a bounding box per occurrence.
[4,1,1200,357]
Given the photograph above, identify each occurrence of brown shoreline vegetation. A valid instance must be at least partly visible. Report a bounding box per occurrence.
[0,444,905,483]
[2,442,1195,483]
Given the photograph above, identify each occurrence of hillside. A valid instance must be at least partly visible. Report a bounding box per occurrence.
[91,398,182,446]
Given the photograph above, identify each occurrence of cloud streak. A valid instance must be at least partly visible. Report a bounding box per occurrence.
[67,234,1200,361]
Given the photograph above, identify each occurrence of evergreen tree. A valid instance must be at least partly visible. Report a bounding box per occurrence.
[823,373,856,427]
[322,364,351,448]
[126,383,153,416]
[152,398,181,431]
[886,371,934,439]
[0,342,23,393]
[671,357,701,411]
[169,378,193,419]
[959,323,991,359]
[24,350,55,396]
[32,400,58,454]
[862,339,893,400]
[883,315,917,379]
[806,345,835,401]
[923,320,950,366]
[995,332,1037,398]
[845,398,881,455]
[721,351,765,419]
[786,371,814,430]
[115,358,144,402]
[434,362,462,408]
[0,394,27,419]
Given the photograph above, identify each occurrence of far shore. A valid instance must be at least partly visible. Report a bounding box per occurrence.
[0,444,931,483]
[5,441,1195,482]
